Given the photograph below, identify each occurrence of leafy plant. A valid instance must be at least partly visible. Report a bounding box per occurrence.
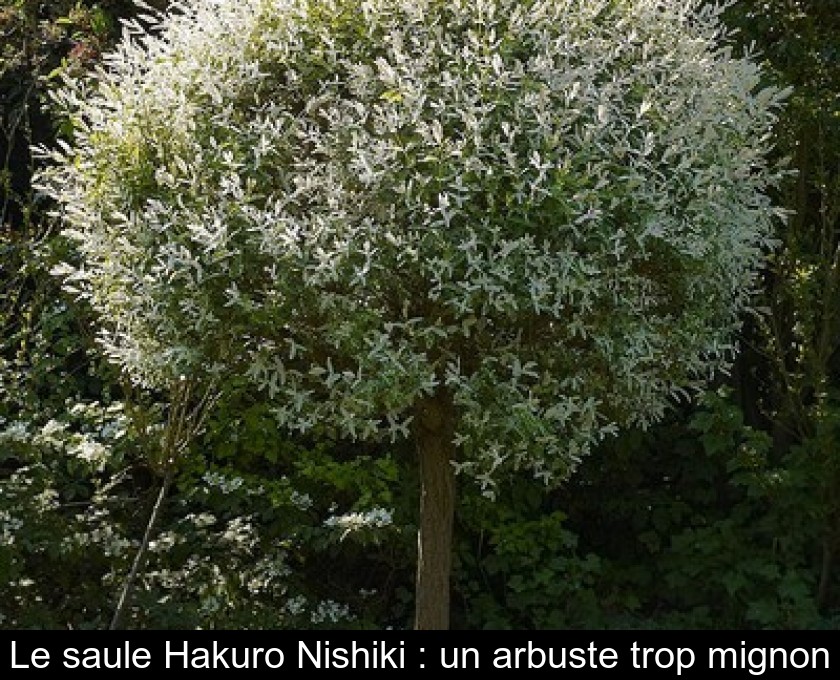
[39,0,789,628]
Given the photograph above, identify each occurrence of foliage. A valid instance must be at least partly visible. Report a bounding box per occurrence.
[566,389,826,628]
[455,483,605,629]
[456,0,840,632]
[721,0,840,614]
[1,0,410,630]
[0,0,137,629]
[0,403,410,628]
[39,0,787,493]
[2,0,839,630]
[454,389,826,630]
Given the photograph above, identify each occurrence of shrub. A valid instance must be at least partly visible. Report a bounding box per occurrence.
[39,0,788,627]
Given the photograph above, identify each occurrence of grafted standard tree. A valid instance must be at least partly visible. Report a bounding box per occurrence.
[40,0,788,629]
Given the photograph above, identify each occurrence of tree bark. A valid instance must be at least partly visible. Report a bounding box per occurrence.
[413,390,456,630]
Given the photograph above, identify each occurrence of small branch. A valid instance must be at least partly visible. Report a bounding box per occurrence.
[108,379,220,630]
[109,468,174,630]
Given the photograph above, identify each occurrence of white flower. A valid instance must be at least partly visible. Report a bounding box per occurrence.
[324,507,395,540]
[310,599,353,625]
[69,438,110,471]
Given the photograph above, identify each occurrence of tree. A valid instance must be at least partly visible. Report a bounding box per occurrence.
[722,0,840,611]
[38,0,788,629]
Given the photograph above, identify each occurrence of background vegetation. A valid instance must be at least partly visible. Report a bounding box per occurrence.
[1,0,838,629]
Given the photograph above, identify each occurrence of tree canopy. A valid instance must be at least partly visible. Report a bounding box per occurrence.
[40,0,787,489]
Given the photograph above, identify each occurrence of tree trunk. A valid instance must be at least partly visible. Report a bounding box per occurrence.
[413,390,456,630]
